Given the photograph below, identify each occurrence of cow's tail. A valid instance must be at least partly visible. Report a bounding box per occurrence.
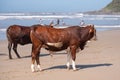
[6,27,13,56]
[30,28,37,42]
[30,27,44,43]
[6,27,12,43]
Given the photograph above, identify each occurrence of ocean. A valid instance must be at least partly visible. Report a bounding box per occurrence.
[0,12,120,40]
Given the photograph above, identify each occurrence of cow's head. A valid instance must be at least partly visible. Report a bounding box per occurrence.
[87,24,96,40]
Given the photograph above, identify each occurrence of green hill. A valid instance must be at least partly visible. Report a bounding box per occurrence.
[85,0,120,14]
[102,0,120,13]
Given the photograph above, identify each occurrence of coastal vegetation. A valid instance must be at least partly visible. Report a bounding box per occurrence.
[85,0,120,14]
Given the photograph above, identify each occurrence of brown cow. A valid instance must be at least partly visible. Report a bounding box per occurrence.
[30,24,95,72]
[6,24,53,59]
[6,25,31,59]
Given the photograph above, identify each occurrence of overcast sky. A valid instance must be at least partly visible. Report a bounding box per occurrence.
[0,0,112,12]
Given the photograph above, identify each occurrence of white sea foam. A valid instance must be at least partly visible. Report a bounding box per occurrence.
[55,25,120,29]
[0,13,84,20]
[0,13,25,16]
[95,25,120,28]
[0,14,120,21]
[84,14,120,20]
[0,15,84,20]
[0,28,6,32]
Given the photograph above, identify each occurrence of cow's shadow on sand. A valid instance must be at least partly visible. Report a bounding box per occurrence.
[2,52,112,71]
[21,54,50,58]
[21,52,66,58]
[43,63,112,71]
[0,53,7,56]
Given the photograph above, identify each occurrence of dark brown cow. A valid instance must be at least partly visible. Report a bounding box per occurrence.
[6,24,53,59]
[30,24,95,72]
[6,25,31,59]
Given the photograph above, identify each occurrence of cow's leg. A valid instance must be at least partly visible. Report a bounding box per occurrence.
[66,47,71,70]
[13,43,21,58]
[49,51,53,57]
[70,46,77,71]
[36,48,42,71]
[72,59,76,71]
[31,45,36,72]
[31,44,42,72]
[8,42,12,59]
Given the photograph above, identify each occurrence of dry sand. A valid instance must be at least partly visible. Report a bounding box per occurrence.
[0,30,120,80]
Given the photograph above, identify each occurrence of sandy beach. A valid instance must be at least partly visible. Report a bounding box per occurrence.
[0,29,120,80]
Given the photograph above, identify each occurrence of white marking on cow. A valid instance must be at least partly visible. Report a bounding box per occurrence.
[37,64,42,71]
[72,60,76,71]
[31,64,35,72]
[66,51,71,69]
[47,42,63,48]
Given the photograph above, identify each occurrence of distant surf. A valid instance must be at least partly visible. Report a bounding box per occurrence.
[0,12,120,20]
[0,12,120,40]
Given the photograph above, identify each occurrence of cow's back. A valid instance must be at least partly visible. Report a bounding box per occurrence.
[31,26,73,43]
[6,25,31,45]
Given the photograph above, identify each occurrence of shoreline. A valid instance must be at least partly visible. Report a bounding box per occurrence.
[0,29,120,80]
[1,26,120,41]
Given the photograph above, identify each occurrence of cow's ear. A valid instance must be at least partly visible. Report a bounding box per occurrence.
[89,24,94,33]
[89,29,93,33]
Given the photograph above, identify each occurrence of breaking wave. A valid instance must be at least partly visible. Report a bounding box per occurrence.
[0,13,84,20]
[0,13,120,20]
